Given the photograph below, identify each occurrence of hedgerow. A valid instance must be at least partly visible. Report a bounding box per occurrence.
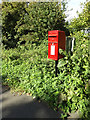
[2,32,89,118]
[57,31,89,118]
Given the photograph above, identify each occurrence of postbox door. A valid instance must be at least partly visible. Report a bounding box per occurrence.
[48,42,58,60]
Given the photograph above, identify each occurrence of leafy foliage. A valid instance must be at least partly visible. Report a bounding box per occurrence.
[15,2,69,45]
[2,32,89,118]
[2,2,26,48]
[2,2,69,48]
[69,0,90,32]
[58,31,89,118]
[2,1,90,119]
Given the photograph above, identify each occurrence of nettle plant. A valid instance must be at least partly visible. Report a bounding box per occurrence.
[57,31,89,118]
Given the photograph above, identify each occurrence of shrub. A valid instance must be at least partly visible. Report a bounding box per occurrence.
[2,2,26,48]
[57,31,89,118]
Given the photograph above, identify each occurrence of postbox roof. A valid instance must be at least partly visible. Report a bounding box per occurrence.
[48,30,64,34]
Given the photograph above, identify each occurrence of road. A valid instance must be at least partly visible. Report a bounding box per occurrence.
[1,85,60,119]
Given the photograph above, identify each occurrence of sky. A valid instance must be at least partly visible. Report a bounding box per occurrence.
[66,0,86,21]
[0,0,87,21]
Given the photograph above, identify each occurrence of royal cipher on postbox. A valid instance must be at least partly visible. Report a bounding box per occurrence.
[48,30,66,60]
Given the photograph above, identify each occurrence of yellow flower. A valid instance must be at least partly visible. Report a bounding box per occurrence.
[7,79,9,81]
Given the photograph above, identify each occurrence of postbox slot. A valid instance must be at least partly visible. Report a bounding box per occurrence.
[48,36,57,37]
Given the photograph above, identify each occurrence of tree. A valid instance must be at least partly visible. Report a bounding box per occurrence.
[2,1,69,48]
[2,2,26,48]
[69,0,90,33]
[15,1,69,45]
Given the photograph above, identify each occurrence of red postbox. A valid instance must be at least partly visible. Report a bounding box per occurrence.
[48,30,66,60]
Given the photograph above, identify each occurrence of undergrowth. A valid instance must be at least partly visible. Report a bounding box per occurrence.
[2,32,90,118]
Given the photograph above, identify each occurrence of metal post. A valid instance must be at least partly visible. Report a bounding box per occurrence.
[55,60,58,77]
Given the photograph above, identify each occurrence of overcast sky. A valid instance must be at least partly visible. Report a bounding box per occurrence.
[0,0,87,21]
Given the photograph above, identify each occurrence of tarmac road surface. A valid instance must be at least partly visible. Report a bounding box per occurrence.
[1,85,60,119]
